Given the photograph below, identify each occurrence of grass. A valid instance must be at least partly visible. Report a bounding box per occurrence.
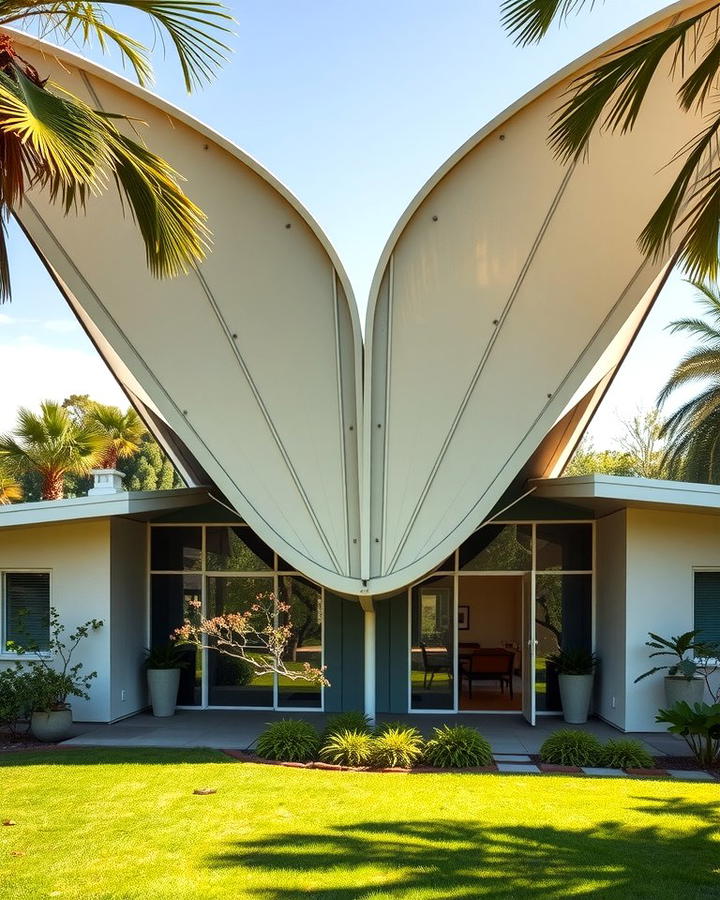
[0,749,718,899]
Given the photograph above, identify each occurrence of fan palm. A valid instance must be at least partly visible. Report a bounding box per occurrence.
[0,1,231,301]
[0,399,107,499]
[0,466,22,503]
[657,279,720,482]
[501,1,720,280]
[88,402,146,468]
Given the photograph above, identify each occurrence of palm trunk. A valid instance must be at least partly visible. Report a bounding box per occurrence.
[41,469,65,501]
[100,447,119,469]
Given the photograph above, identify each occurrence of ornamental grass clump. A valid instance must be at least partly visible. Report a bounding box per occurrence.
[370,726,425,769]
[322,711,371,741]
[599,739,654,770]
[423,725,493,768]
[539,730,602,767]
[255,719,321,763]
[319,729,375,767]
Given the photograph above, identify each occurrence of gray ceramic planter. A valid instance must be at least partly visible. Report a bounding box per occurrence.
[147,668,181,717]
[558,673,594,724]
[31,708,73,742]
[664,675,705,707]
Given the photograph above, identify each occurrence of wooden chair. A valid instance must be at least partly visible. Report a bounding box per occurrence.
[419,642,453,689]
[461,648,515,698]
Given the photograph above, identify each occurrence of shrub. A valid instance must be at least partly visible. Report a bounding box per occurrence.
[255,719,321,762]
[656,701,720,769]
[539,730,602,767]
[0,665,33,738]
[548,648,599,675]
[599,739,654,770]
[322,711,371,740]
[423,725,493,768]
[373,720,417,736]
[371,726,425,769]
[320,729,375,767]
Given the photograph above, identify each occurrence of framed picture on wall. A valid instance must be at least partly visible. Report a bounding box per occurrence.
[458,605,470,630]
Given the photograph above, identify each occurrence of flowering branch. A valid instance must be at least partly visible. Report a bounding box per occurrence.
[172,592,329,687]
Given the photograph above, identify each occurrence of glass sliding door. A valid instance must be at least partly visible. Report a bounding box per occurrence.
[206,576,275,707]
[277,575,322,709]
[410,576,454,710]
[150,524,324,710]
[535,573,592,712]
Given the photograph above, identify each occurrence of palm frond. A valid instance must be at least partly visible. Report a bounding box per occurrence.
[3,1,233,92]
[0,215,10,303]
[549,12,712,163]
[501,0,597,46]
[665,317,720,343]
[101,122,209,276]
[658,348,720,405]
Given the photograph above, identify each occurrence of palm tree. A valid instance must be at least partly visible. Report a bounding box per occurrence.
[0,466,22,503]
[501,1,720,280]
[0,400,107,499]
[657,279,720,483]
[89,403,146,469]
[0,2,231,301]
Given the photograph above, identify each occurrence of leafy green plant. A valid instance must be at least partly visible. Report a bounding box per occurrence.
[144,644,189,671]
[11,608,103,711]
[548,649,599,675]
[539,730,602,767]
[319,730,375,767]
[0,663,32,737]
[634,631,712,682]
[255,719,321,763]
[423,725,493,768]
[370,727,424,769]
[656,702,720,769]
[599,739,654,770]
[322,711,371,741]
[213,655,254,687]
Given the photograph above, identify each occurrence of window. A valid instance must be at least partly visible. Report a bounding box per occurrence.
[3,572,50,652]
[694,571,720,645]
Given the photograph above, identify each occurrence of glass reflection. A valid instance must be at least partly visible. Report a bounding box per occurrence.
[277,575,322,708]
[150,574,202,705]
[410,576,454,710]
[460,525,532,571]
[206,526,273,571]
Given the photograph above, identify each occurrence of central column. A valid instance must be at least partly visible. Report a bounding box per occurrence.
[359,596,376,724]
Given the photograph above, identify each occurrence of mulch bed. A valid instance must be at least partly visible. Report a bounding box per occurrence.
[0,731,62,753]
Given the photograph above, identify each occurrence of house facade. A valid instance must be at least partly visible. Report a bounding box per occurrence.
[2,474,719,732]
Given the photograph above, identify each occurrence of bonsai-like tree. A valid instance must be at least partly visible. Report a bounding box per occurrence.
[173,592,329,687]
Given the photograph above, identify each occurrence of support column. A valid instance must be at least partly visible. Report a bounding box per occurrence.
[359,596,376,724]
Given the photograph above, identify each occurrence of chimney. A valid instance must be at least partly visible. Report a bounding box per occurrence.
[88,468,125,496]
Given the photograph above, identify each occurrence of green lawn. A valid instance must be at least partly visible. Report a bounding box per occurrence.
[1,749,718,899]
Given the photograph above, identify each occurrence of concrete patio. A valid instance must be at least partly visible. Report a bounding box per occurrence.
[63,710,693,756]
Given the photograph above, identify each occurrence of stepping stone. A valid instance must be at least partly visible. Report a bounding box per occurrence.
[666,770,717,782]
[625,768,668,777]
[539,763,582,774]
[493,754,532,763]
[581,767,626,777]
[496,763,540,774]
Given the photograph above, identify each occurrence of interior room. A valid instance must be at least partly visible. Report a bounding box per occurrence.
[457,575,523,711]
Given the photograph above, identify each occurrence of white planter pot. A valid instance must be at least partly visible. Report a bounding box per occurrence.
[31,708,73,742]
[558,673,594,724]
[664,675,705,708]
[147,668,181,717]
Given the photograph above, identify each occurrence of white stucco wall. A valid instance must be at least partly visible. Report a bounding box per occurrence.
[109,519,148,721]
[0,520,111,721]
[625,508,720,731]
[595,510,627,730]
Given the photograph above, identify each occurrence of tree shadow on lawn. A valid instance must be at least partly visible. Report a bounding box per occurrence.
[0,747,230,767]
[207,796,720,899]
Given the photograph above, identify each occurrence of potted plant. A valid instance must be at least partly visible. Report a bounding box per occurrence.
[548,648,599,724]
[14,609,104,742]
[635,631,707,706]
[145,644,187,717]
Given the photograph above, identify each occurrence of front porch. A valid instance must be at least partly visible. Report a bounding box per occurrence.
[63,710,692,757]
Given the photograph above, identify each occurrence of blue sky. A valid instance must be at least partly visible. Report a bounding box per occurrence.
[0,1,700,443]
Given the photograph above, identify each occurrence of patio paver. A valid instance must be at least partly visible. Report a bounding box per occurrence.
[495,763,540,774]
[666,769,717,782]
[581,767,629,777]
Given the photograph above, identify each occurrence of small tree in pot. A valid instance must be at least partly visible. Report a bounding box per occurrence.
[11,608,103,742]
[548,648,599,724]
[144,644,189,717]
[635,631,710,706]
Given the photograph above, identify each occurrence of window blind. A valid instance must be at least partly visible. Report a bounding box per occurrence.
[694,571,720,646]
[4,572,50,651]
